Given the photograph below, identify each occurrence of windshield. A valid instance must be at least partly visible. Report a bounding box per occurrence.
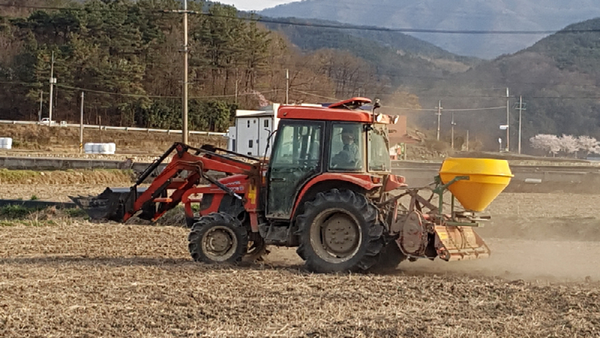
[368,124,391,172]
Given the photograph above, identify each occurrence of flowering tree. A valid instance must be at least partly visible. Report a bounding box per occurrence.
[531,134,600,157]
[560,134,579,156]
[530,134,561,156]
[577,136,600,157]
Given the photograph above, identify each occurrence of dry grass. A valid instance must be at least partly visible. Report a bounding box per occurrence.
[0,169,134,185]
[0,220,599,337]
[0,124,226,155]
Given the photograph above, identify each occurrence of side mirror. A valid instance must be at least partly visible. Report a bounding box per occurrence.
[373,98,381,111]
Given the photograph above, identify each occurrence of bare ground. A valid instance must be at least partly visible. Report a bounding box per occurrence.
[0,223,599,337]
[1,186,600,337]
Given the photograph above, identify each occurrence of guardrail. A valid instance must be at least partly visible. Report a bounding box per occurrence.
[0,120,227,136]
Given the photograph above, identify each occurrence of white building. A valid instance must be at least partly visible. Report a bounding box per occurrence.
[228,102,321,157]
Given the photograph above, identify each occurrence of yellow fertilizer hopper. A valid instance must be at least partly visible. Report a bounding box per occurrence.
[439,158,513,212]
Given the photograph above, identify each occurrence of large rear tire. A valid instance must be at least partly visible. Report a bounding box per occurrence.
[296,189,385,273]
[370,240,406,272]
[188,212,248,264]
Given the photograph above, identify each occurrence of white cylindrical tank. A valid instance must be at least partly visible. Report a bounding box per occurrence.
[98,143,110,154]
[0,138,12,149]
[84,142,116,154]
[84,143,95,154]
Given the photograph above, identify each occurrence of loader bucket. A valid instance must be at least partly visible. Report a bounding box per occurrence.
[439,158,513,211]
[69,187,137,222]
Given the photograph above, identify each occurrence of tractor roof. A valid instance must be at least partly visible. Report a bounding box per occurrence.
[278,97,394,124]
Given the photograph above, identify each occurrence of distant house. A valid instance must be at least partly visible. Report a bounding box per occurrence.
[388,116,420,145]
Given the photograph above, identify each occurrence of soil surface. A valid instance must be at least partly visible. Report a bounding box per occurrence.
[1,186,600,337]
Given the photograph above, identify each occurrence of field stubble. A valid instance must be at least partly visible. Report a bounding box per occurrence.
[1,185,600,337]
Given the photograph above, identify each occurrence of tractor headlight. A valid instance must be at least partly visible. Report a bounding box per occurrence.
[392,115,400,124]
[375,114,384,123]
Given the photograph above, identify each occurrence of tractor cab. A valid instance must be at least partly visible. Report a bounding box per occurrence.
[265,97,398,220]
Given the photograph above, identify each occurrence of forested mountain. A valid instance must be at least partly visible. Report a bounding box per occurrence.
[0,0,473,131]
[408,18,600,151]
[2,0,600,154]
[0,0,419,130]
[260,18,477,91]
[260,17,476,62]
[260,0,600,59]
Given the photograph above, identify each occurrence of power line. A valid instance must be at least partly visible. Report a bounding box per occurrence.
[291,89,508,111]
[1,81,598,101]
[256,0,600,22]
[56,83,278,100]
[2,3,600,36]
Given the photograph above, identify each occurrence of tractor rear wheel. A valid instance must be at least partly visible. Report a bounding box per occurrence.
[188,212,248,264]
[296,189,385,273]
[370,240,406,272]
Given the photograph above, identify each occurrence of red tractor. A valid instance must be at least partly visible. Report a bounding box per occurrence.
[73,97,500,273]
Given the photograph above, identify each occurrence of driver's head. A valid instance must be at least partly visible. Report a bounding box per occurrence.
[341,127,355,145]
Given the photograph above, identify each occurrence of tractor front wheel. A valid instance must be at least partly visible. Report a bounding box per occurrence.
[188,212,248,264]
[296,189,385,273]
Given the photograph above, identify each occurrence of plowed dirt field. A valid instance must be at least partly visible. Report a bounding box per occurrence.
[1,186,600,337]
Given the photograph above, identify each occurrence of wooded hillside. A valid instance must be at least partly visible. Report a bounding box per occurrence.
[410,17,600,151]
[0,0,406,131]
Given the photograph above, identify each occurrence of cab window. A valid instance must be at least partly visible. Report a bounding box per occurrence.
[271,123,322,168]
[329,123,363,171]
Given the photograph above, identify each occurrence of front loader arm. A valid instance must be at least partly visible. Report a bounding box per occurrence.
[70,142,262,223]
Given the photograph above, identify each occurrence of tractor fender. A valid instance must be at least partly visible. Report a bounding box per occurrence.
[290,173,381,219]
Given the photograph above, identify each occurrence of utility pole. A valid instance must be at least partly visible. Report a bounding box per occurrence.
[436,100,442,141]
[49,51,56,124]
[516,95,526,154]
[466,130,469,151]
[80,92,84,154]
[285,69,289,104]
[182,0,189,144]
[450,111,456,149]
[38,91,43,122]
[506,87,510,152]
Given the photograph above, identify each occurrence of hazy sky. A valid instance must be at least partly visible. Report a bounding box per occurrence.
[215,0,297,11]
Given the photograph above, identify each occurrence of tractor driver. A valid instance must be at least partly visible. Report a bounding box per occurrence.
[331,126,360,169]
